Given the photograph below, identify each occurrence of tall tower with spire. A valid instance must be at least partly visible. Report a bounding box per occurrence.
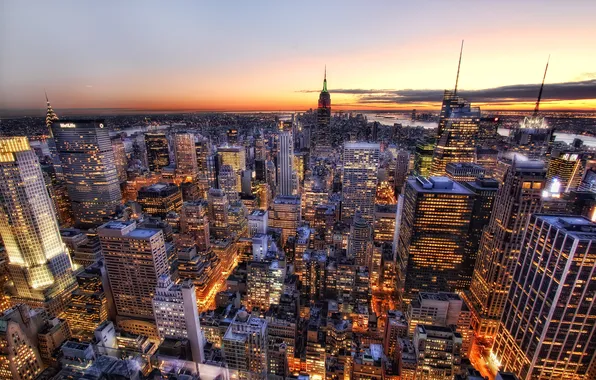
[45,91,59,136]
[509,57,554,158]
[315,67,332,151]
[430,41,481,176]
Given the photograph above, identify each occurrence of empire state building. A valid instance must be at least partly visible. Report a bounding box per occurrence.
[315,67,331,150]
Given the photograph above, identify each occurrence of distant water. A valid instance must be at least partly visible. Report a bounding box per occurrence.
[365,113,596,148]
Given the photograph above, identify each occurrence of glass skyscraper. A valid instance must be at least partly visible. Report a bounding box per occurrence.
[51,120,123,228]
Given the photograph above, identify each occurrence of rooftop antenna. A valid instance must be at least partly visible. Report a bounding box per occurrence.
[533,55,550,117]
[454,40,464,95]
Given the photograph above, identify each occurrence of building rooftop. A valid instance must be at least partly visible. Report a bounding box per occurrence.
[344,142,381,150]
[536,214,596,239]
[410,176,474,195]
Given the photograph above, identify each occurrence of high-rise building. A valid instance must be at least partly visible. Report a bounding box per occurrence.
[413,142,435,177]
[0,137,77,315]
[315,68,332,149]
[277,122,296,196]
[341,142,381,224]
[491,215,596,379]
[248,209,268,237]
[222,310,268,379]
[60,263,109,340]
[347,213,373,268]
[145,132,170,172]
[51,120,123,228]
[208,188,229,240]
[0,305,45,380]
[152,274,204,363]
[430,91,480,176]
[413,324,462,379]
[445,162,486,182]
[111,136,128,183]
[269,195,301,247]
[466,160,546,340]
[98,221,169,320]
[546,150,585,192]
[137,183,183,218]
[218,146,246,192]
[178,200,210,252]
[218,164,239,202]
[173,132,198,180]
[246,259,286,312]
[195,138,216,196]
[396,176,474,305]
[460,178,499,289]
[394,149,410,191]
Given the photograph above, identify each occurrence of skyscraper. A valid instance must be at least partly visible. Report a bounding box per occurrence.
[277,122,296,196]
[195,137,217,196]
[110,136,128,183]
[173,132,199,180]
[491,215,596,379]
[137,183,183,218]
[152,274,205,364]
[0,137,76,315]
[341,142,380,224]
[98,220,169,320]
[51,120,122,228]
[218,146,246,192]
[145,132,170,172]
[222,310,268,379]
[218,164,240,202]
[45,91,63,180]
[347,213,373,268]
[208,188,229,240]
[430,91,480,176]
[396,176,474,305]
[466,160,546,341]
[315,67,331,149]
[179,200,211,252]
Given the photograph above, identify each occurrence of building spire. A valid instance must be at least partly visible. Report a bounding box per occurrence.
[45,91,59,135]
[454,40,464,95]
[322,65,328,92]
[533,55,549,117]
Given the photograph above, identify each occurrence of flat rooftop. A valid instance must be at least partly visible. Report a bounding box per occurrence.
[409,176,474,196]
[536,214,596,239]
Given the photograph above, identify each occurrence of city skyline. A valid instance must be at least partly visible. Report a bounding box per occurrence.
[2,1,596,115]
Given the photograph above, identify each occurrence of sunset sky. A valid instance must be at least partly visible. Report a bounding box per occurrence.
[1,0,596,114]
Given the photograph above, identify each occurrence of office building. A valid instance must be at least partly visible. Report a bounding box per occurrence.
[173,132,199,180]
[98,221,169,320]
[414,142,435,177]
[546,150,585,192]
[152,274,204,363]
[394,149,410,191]
[0,305,45,380]
[145,132,170,172]
[491,215,596,379]
[246,260,286,312]
[446,162,486,182]
[348,213,373,268]
[460,178,499,289]
[222,310,268,379]
[269,195,301,247]
[196,138,217,196]
[0,137,76,315]
[60,263,109,340]
[413,325,462,379]
[248,209,268,237]
[315,68,332,149]
[208,188,229,240]
[277,122,296,196]
[431,92,480,176]
[178,200,211,252]
[374,204,397,244]
[111,136,128,183]
[51,120,122,227]
[137,182,183,218]
[341,142,381,223]
[218,146,246,192]
[396,177,474,305]
[218,164,240,202]
[467,160,546,340]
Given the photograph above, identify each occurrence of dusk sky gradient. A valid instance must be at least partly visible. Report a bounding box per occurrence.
[1,0,596,114]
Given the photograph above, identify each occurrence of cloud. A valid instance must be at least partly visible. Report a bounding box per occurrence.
[299,79,596,106]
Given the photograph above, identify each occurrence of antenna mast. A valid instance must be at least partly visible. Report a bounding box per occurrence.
[533,55,549,117]
[454,40,464,95]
